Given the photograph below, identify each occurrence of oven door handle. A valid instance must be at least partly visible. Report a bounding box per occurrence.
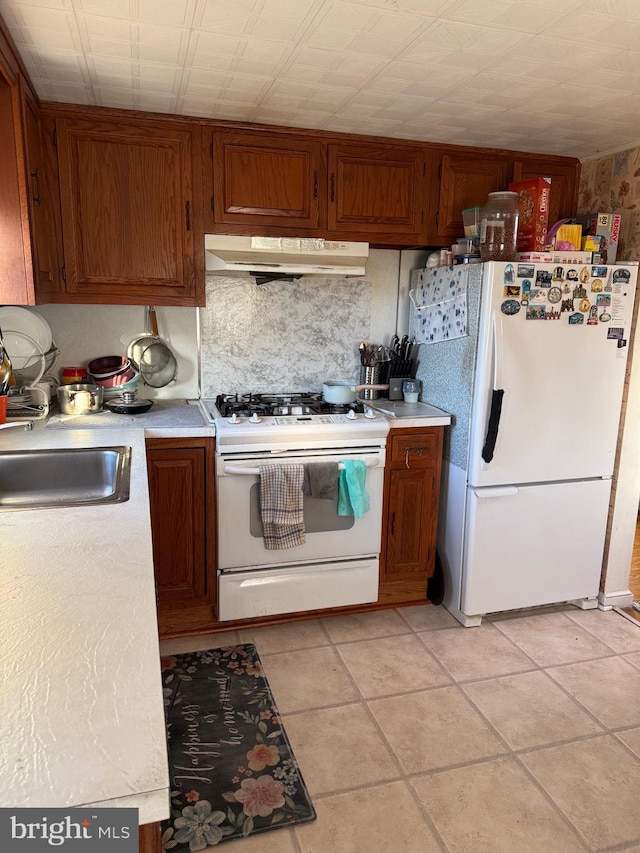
[223,460,379,475]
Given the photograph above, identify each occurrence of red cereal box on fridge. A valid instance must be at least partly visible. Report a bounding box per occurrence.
[508,177,551,252]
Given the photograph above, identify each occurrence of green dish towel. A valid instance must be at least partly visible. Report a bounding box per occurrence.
[338,459,370,518]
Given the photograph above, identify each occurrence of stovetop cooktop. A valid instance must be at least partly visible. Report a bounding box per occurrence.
[213,392,365,418]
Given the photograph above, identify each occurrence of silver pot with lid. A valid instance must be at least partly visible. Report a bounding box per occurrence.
[56,383,104,415]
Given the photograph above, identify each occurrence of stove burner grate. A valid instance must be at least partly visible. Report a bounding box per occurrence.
[215,392,364,418]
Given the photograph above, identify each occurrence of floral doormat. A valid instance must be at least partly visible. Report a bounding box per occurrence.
[160,644,316,850]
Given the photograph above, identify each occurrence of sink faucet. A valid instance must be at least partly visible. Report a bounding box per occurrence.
[0,421,34,432]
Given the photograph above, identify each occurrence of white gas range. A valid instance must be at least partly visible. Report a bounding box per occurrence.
[200,393,390,621]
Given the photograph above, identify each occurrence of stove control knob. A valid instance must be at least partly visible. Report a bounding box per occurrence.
[249,412,261,424]
[346,409,358,420]
[230,413,241,424]
[364,407,376,419]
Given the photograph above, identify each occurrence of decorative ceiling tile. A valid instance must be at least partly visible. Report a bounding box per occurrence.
[2,0,640,157]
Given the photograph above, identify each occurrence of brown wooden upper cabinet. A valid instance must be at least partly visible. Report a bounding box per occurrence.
[0,56,36,305]
[209,129,324,232]
[54,114,204,306]
[327,142,426,243]
[511,157,580,229]
[431,151,511,243]
[207,130,428,245]
[21,85,63,297]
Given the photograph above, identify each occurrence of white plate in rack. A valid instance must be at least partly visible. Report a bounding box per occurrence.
[0,307,53,368]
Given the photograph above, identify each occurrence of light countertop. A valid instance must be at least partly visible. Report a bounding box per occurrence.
[0,425,170,823]
[365,399,452,427]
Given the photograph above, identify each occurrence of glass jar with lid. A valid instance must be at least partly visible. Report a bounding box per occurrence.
[479,191,519,262]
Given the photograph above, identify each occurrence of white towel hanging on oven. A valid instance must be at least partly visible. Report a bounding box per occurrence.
[259,464,306,550]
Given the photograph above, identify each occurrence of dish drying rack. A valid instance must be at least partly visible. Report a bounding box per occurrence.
[5,330,59,421]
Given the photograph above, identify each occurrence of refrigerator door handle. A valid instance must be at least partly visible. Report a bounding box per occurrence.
[472,486,518,498]
[482,388,504,463]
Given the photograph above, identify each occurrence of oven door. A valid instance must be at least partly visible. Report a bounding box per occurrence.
[216,448,385,570]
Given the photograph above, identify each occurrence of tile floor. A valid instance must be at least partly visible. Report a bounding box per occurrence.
[160,604,640,853]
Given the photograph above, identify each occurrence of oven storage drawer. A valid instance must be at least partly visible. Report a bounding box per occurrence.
[218,558,379,621]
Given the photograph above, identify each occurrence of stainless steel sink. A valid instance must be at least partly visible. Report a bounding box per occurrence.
[0,446,132,510]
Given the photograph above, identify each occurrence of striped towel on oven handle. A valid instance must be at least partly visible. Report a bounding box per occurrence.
[258,463,306,550]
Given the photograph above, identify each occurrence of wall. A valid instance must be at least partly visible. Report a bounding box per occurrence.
[578,146,640,260]
[578,146,640,607]
[35,303,200,400]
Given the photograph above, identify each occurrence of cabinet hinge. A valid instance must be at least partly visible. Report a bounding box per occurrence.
[61,266,66,281]
[52,127,57,148]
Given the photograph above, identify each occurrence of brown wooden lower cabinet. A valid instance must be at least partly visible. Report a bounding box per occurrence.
[146,437,217,637]
[139,822,162,853]
[378,427,444,604]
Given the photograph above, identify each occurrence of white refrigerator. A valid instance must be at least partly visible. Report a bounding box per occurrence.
[411,260,638,626]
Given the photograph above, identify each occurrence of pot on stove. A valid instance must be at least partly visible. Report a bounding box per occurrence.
[322,380,388,405]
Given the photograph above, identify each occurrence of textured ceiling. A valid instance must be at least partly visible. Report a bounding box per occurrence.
[2,0,640,160]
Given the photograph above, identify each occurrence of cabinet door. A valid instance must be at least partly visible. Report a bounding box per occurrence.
[0,60,35,305]
[56,116,202,305]
[433,152,510,243]
[328,142,426,242]
[386,467,438,582]
[146,445,208,608]
[379,428,443,604]
[210,130,323,232]
[511,158,580,226]
[21,86,63,295]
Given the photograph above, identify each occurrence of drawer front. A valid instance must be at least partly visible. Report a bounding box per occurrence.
[390,431,439,468]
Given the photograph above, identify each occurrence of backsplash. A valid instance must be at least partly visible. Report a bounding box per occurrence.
[200,248,404,396]
[200,276,370,396]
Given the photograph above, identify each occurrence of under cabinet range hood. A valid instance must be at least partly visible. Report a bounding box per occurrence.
[205,235,369,278]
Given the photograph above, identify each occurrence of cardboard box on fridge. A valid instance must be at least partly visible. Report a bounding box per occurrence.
[517,250,593,264]
[508,177,551,252]
[575,212,621,264]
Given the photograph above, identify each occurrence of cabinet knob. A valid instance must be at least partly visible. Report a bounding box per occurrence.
[313,170,319,199]
[185,201,191,231]
[30,169,41,205]
[330,173,336,203]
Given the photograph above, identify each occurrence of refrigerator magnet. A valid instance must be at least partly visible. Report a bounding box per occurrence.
[504,264,515,284]
[546,308,561,320]
[597,294,611,307]
[569,312,584,324]
[548,286,562,303]
[552,266,564,281]
[561,299,574,312]
[613,269,630,284]
[579,297,591,313]
[536,270,552,286]
[504,285,520,297]
[517,264,534,278]
[526,305,546,320]
[593,265,609,278]
[501,299,520,315]
[587,306,599,325]
[566,268,579,282]
[599,310,612,322]
[607,327,624,340]
[579,267,590,283]
[591,279,603,292]
[573,284,587,299]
